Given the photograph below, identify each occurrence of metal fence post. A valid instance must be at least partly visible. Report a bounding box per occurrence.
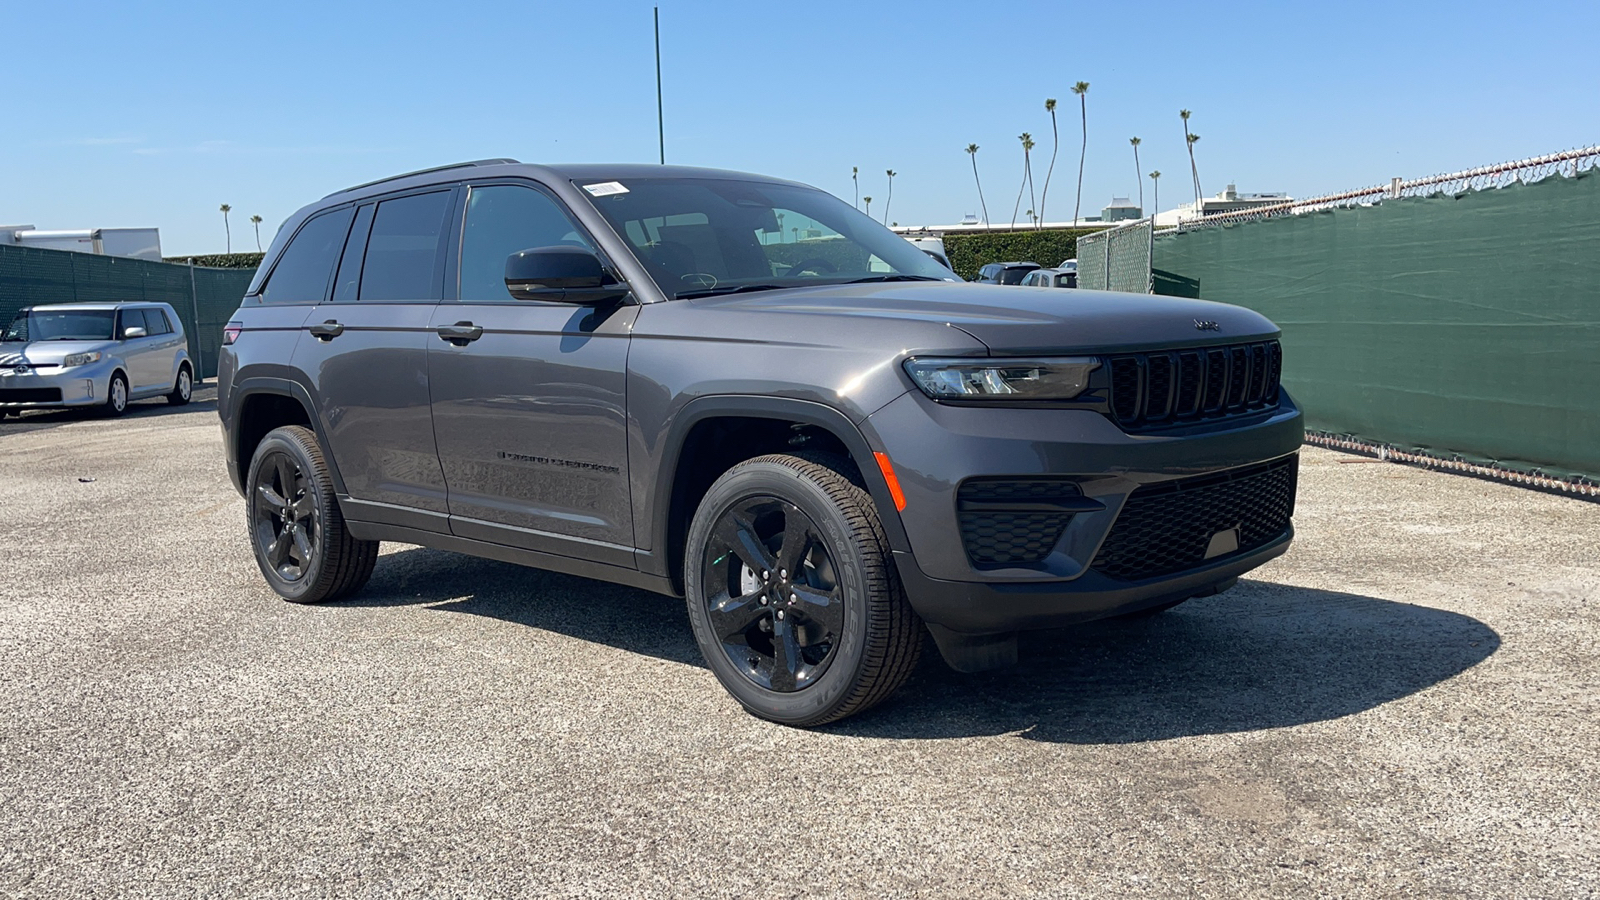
[187,258,203,382]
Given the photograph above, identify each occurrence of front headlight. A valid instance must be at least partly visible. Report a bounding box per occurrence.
[904,357,1100,400]
[61,351,103,368]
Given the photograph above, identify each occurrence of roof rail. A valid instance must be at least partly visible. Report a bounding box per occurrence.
[322,158,521,199]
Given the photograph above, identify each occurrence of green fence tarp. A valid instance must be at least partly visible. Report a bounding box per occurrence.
[0,245,254,380]
[1152,172,1600,480]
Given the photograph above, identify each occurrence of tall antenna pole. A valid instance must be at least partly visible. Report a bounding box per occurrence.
[654,7,664,165]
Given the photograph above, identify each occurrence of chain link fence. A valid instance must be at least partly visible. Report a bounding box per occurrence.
[1075,219,1153,292]
[0,244,254,380]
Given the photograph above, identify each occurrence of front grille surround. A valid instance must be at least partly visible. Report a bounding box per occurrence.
[1090,455,1298,582]
[1106,340,1282,432]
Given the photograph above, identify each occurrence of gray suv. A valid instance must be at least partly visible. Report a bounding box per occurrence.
[1,302,194,417]
[217,160,1302,725]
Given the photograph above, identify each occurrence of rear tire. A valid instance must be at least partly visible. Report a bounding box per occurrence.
[245,425,378,604]
[684,453,922,726]
[103,372,129,417]
[167,364,193,405]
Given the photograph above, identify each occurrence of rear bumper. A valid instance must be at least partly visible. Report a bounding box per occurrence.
[894,526,1292,634]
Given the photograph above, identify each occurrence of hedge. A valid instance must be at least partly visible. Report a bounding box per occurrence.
[941,228,1103,281]
[162,252,264,269]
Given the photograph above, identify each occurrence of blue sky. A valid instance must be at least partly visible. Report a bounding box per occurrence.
[4,0,1597,255]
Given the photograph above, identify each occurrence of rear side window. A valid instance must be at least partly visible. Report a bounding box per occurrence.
[360,191,453,302]
[139,308,174,335]
[260,208,355,305]
[459,185,593,302]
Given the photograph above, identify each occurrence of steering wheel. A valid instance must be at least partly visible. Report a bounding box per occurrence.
[680,272,718,289]
[785,257,838,277]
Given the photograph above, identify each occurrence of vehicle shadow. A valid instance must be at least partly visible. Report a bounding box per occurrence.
[345,547,1500,743]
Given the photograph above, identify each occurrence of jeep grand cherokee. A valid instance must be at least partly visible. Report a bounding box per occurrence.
[217,160,1301,725]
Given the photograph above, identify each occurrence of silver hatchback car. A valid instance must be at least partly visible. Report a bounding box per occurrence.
[0,302,194,417]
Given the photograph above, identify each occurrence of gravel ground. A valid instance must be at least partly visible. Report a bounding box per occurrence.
[1,395,1596,898]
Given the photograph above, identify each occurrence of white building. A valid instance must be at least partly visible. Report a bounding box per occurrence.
[1153,184,1291,227]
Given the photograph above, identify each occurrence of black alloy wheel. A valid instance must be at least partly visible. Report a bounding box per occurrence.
[702,497,845,692]
[245,425,378,604]
[685,453,923,726]
[253,452,318,583]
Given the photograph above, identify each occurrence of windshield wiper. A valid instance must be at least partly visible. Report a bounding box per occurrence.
[675,284,791,300]
[843,274,946,284]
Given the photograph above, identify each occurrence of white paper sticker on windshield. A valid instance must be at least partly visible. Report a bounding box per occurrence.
[583,181,630,197]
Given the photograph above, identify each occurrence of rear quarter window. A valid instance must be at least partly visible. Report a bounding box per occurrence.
[259,208,356,305]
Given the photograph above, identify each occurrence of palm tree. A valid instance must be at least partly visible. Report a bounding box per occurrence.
[249,215,264,251]
[852,167,859,210]
[1129,138,1144,214]
[863,196,873,218]
[883,169,896,225]
[1149,170,1161,220]
[1039,98,1059,227]
[1187,133,1203,206]
[1071,81,1090,225]
[1011,132,1035,229]
[1026,209,1035,227]
[219,203,232,253]
[1180,109,1201,205]
[965,144,990,228]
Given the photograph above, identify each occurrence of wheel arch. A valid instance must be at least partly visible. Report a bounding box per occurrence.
[227,376,342,498]
[648,396,910,594]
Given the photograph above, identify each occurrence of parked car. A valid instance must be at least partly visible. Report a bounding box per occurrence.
[901,234,953,271]
[218,160,1301,726]
[975,261,1040,284]
[0,302,193,417]
[1021,267,1078,288]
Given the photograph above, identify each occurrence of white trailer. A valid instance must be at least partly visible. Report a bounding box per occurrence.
[7,227,163,261]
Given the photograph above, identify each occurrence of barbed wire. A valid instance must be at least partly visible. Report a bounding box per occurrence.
[1305,432,1600,500]
[1173,145,1600,231]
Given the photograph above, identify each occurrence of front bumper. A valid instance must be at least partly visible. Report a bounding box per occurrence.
[863,389,1304,634]
[0,366,104,409]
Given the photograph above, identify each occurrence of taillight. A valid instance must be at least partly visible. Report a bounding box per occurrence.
[222,322,242,345]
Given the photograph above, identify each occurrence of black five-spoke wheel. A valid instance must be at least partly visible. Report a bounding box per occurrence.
[704,497,844,692]
[245,425,378,604]
[685,453,923,726]
[253,452,318,582]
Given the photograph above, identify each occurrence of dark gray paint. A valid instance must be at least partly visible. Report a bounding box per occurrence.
[219,160,1304,641]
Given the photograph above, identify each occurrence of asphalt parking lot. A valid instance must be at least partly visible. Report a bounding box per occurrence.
[2,393,1596,898]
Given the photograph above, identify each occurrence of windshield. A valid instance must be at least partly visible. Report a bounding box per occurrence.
[582,177,955,299]
[3,309,116,342]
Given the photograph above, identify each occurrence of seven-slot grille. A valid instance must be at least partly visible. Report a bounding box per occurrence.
[1107,340,1281,432]
[1089,455,1298,582]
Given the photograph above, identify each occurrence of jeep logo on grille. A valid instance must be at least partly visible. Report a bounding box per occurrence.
[1193,319,1221,331]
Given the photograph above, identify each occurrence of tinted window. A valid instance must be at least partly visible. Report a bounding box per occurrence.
[360,191,452,302]
[459,185,593,302]
[138,308,174,335]
[260,208,355,305]
[331,205,375,303]
[999,267,1033,285]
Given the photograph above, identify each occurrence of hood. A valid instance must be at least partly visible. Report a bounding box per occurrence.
[0,340,117,366]
[694,282,1279,353]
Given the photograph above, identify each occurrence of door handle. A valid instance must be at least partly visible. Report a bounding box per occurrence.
[308,320,345,341]
[436,322,483,346]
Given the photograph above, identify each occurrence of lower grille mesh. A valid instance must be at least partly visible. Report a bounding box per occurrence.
[1090,456,1298,581]
[958,479,1079,566]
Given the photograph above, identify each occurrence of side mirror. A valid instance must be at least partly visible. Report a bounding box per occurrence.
[123,326,147,339]
[505,246,629,305]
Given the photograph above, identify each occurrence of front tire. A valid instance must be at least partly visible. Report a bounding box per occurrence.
[103,372,128,417]
[167,364,193,405]
[684,453,922,726]
[245,425,378,603]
